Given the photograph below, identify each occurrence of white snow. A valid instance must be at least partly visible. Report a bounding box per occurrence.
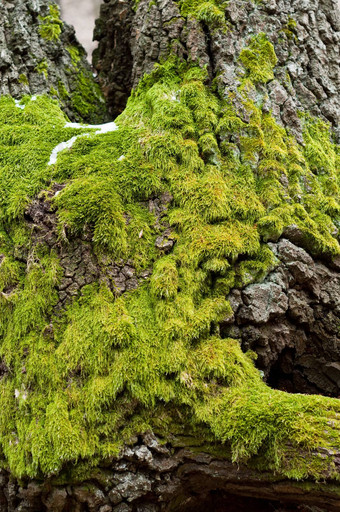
[14,99,25,110]
[170,90,181,102]
[14,95,38,109]
[48,135,86,166]
[64,121,118,135]
[97,122,118,134]
[48,121,119,166]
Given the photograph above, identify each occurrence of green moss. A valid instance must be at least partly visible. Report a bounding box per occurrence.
[38,4,63,41]
[279,18,298,42]
[35,59,48,79]
[239,33,278,83]
[70,72,106,123]
[66,45,83,66]
[18,74,29,87]
[0,35,339,482]
[178,0,226,27]
[45,40,106,123]
[57,81,69,101]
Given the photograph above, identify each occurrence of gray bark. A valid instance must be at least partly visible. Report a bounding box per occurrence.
[94,0,340,141]
[1,432,340,511]
[0,0,106,122]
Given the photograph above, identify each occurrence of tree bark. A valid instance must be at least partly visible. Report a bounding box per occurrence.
[0,1,340,511]
[0,0,106,122]
[94,0,340,141]
[1,432,340,511]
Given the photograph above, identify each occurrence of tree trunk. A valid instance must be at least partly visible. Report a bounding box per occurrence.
[0,0,340,511]
[93,0,340,141]
[0,0,107,122]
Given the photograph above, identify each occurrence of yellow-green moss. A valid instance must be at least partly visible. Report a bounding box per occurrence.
[70,72,106,122]
[18,74,29,87]
[38,4,63,42]
[57,81,69,101]
[66,45,83,66]
[239,33,278,83]
[0,34,339,482]
[35,59,48,79]
[178,0,226,26]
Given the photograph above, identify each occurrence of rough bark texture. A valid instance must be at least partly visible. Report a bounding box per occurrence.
[1,432,340,512]
[20,187,173,311]
[20,186,340,397]
[0,0,106,122]
[94,0,340,142]
[222,236,340,396]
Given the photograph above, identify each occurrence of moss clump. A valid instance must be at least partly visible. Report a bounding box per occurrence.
[54,46,107,123]
[239,33,278,83]
[178,0,226,26]
[280,17,298,41]
[70,72,106,122]
[18,74,29,87]
[57,81,69,101]
[38,4,63,42]
[35,59,48,79]
[66,46,83,66]
[0,34,339,482]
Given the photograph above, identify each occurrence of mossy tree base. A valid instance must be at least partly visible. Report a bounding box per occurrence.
[1,433,340,511]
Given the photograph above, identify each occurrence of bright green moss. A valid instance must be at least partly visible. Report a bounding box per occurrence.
[178,0,226,27]
[38,4,63,42]
[39,39,107,123]
[239,33,278,83]
[57,81,69,101]
[0,95,90,223]
[280,18,298,41]
[66,45,83,66]
[0,35,339,481]
[35,59,48,79]
[150,256,179,299]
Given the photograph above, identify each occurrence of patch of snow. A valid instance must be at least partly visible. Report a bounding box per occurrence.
[14,95,39,109]
[170,90,181,102]
[97,122,118,134]
[64,121,118,134]
[14,99,25,110]
[64,122,87,129]
[48,134,87,166]
[14,388,27,401]
[48,121,119,166]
